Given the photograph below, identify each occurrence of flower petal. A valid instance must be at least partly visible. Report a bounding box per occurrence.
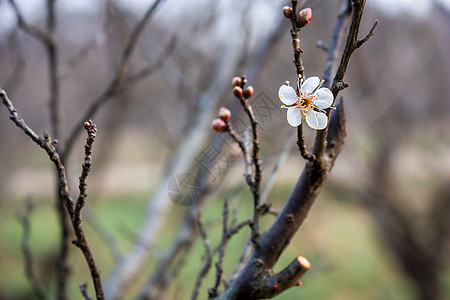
[278,85,297,105]
[313,88,334,109]
[306,110,328,130]
[301,76,320,94]
[287,107,302,127]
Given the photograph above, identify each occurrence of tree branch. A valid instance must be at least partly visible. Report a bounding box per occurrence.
[260,255,310,298]
[1,88,74,216]
[16,199,49,300]
[62,0,166,159]
[1,89,105,300]
[191,212,214,300]
[71,120,105,300]
[215,1,375,298]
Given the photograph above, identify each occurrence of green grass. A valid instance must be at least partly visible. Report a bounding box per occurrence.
[0,186,442,300]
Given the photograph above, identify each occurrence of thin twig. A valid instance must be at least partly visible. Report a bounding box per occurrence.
[313,0,377,160]
[357,20,379,48]
[227,219,252,239]
[1,89,74,216]
[226,123,253,186]
[208,198,230,298]
[9,2,67,293]
[1,89,105,299]
[127,36,177,84]
[288,0,314,161]
[218,1,375,298]
[72,120,105,300]
[191,213,213,300]
[62,0,167,160]
[7,0,50,43]
[296,124,314,161]
[83,207,123,262]
[59,33,107,79]
[16,199,49,300]
[289,0,305,78]
[234,78,263,244]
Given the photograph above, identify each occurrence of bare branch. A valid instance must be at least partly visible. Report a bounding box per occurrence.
[16,200,49,300]
[191,213,213,300]
[357,20,379,48]
[226,123,253,186]
[71,120,105,300]
[260,255,311,298]
[59,33,107,79]
[83,207,123,262]
[7,0,50,43]
[289,0,305,78]
[216,1,374,298]
[233,78,263,244]
[208,199,230,298]
[1,89,106,299]
[296,124,314,161]
[62,0,167,159]
[1,88,74,216]
[127,36,177,84]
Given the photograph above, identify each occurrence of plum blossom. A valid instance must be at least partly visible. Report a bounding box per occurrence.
[278,76,334,130]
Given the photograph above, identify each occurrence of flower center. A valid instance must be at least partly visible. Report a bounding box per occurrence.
[297,92,313,112]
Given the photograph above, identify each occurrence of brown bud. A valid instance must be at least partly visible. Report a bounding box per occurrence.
[282,6,293,19]
[231,76,242,88]
[218,107,231,123]
[297,8,312,28]
[84,121,91,130]
[243,86,254,99]
[233,86,243,98]
[211,118,227,132]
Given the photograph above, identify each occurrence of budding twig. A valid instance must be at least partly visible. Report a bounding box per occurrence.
[1,88,105,299]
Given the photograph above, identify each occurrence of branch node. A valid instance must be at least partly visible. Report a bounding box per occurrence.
[285,214,294,223]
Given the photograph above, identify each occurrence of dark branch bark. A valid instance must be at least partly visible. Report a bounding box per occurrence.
[1,89,105,300]
[214,1,375,299]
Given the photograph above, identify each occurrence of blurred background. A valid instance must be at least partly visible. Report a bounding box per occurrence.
[0,0,449,299]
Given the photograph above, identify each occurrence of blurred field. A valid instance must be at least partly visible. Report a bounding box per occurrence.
[2,180,448,299]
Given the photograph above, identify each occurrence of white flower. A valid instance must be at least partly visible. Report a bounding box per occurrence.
[278,76,334,130]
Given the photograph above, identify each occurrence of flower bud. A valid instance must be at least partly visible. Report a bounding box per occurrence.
[243,86,254,99]
[231,76,242,88]
[282,6,293,19]
[218,107,231,123]
[211,118,227,132]
[297,8,312,28]
[233,86,243,98]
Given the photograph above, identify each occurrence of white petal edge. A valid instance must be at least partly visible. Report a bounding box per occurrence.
[278,85,297,105]
[301,77,320,94]
[305,110,328,130]
[287,107,302,127]
[313,88,334,109]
